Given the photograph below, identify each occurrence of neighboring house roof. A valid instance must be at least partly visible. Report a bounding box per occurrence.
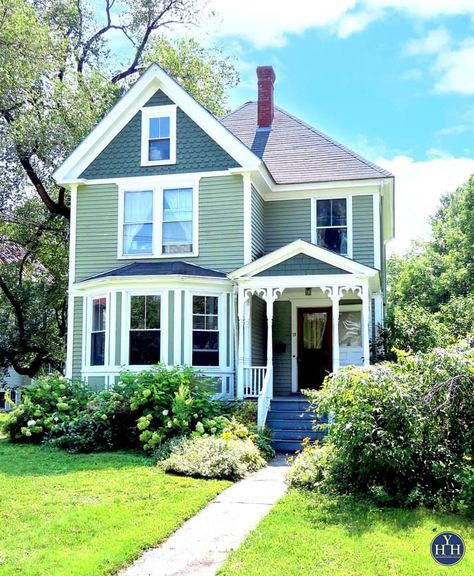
[221,102,393,185]
[83,261,227,281]
[0,237,49,280]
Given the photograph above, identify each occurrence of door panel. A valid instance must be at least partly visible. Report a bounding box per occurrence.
[297,307,332,390]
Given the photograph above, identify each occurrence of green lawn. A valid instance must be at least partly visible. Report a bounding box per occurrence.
[219,490,474,576]
[0,420,229,576]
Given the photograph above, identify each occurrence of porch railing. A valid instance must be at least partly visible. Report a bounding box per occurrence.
[257,366,273,426]
[243,366,267,398]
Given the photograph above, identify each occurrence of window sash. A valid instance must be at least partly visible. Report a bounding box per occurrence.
[192,296,219,366]
[123,191,153,255]
[90,298,106,366]
[129,295,161,365]
[315,198,348,255]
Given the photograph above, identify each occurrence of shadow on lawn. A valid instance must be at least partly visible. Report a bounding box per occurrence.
[0,438,153,477]
[303,492,473,536]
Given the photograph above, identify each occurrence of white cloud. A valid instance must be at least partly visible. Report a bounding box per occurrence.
[405,26,450,55]
[206,1,474,48]
[377,155,474,254]
[434,40,474,94]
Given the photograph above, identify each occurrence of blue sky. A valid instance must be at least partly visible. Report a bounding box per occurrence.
[202,1,474,252]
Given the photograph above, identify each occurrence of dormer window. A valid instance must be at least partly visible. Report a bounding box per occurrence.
[141,105,176,166]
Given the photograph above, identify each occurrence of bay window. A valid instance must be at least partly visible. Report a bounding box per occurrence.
[91,297,106,366]
[192,295,219,366]
[129,295,161,365]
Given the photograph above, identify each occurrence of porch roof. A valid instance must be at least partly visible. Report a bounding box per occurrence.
[229,240,379,280]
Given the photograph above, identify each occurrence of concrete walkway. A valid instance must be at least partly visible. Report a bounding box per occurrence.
[119,455,289,576]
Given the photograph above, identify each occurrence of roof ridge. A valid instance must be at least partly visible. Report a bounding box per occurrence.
[220,101,255,121]
[273,105,393,178]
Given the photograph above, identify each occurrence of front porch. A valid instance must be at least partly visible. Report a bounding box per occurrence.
[236,280,376,424]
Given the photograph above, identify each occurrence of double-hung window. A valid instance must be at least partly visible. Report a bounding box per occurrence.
[123,190,153,255]
[141,105,176,166]
[163,188,193,253]
[315,198,348,255]
[192,296,219,366]
[91,297,106,366]
[129,295,161,365]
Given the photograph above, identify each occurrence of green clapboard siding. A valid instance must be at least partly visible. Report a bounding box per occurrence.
[251,186,265,260]
[256,254,349,276]
[265,199,312,253]
[352,195,374,267]
[80,91,239,179]
[251,296,267,366]
[75,175,244,281]
[273,301,292,395]
[72,296,83,379]
[198,175,244,272]
[76,183,119,281]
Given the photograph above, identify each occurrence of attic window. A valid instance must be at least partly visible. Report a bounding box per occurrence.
[141,105,176,166]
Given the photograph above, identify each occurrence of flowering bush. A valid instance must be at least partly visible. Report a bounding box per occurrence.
[302,340,474,511]
[159,435,265,479]
[3,375,90,442]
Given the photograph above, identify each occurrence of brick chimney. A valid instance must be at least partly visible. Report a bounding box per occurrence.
[257,66,275,129]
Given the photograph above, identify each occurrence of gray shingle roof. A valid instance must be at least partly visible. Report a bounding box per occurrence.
[221,102,392,184]
[82,261,226,282]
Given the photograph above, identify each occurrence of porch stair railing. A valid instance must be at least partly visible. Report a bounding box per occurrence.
[257,366,273,427]
[243,366,266,398]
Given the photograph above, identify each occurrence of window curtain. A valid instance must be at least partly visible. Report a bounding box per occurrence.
[124,191,153,223]
[303,313,327,350]
[339,312,362,347]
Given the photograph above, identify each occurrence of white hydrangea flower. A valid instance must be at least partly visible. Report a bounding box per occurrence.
[27,420,36,427]
[162,409,169,416]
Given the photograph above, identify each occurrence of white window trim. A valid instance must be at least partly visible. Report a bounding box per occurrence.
[117,178,199,259]
[184,290,227,371]
[140,105,177,166]
[121,289,169,369]
[311,196,353,258]
[85,293,110,369]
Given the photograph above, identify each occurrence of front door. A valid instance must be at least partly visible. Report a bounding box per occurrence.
[297,307,332,390]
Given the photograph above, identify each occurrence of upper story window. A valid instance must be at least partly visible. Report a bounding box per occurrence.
[315,198,348,255]
[120,182,198,259]
[91,297,106,366]
[123,190,153,255]
[141,105,177,166]
[163,188,193,254]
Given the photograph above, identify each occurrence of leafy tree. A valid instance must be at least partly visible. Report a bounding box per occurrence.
[386,175,474,353]
[0,0,239,375]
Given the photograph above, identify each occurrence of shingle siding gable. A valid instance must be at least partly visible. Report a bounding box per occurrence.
[80,90,240,179]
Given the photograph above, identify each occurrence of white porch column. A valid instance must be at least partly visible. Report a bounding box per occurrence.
[237,286,245,399]
[243,297,252,370]
[331,288,340,373]
[265,291,274,372]
[361,282,370,367]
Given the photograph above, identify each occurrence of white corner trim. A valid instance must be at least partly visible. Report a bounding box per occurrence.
[65,293,74,379]
[229,239,378,279]
[69,184,78,286]
[373,193,381,270]
[243,173,252,265]
[140,104,177,167]
[53,64,260,184]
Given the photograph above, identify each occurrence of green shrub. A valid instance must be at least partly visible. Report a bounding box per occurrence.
[124,364,225,452]
[51,387,138,453]
[159,435,265,479]
[304,341,474,511]
[231,400,258,426]
[287,442,332,491]
[4,375,90,442]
